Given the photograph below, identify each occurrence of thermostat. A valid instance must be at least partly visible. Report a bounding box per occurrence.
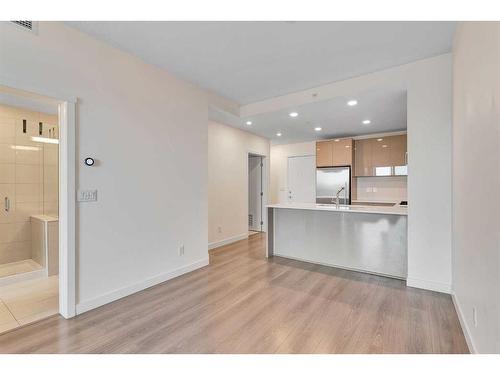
[84,157,95,166]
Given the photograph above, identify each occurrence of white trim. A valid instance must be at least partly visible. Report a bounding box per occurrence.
[76,258,209,315]
[452,292,477,354]
[352,130,407,140]
[406,277,451,294]
[246,150,269,233]
[316,131,407,143]
[0,269,46,287]
[208,233,249,250]
[58,101,76,318]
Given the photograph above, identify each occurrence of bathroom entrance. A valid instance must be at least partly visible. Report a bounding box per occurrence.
[247,152,267,237]
[0,96,60,335]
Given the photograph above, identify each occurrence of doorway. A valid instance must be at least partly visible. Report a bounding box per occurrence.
[0,98,60,334]
[248,155,263,234]
[0,83,76,331]
[287,155,316,203]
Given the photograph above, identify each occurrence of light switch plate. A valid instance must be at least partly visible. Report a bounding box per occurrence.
[77,189,98,202]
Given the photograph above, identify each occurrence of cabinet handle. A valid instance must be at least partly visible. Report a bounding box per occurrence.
[4,197,10,212]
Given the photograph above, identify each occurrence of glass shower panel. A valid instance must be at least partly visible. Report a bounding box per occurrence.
[0,103,58,278]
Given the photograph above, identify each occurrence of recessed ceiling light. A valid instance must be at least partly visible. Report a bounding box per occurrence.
[347,100,358,106]
[377,138,383,142]
[276,132,282,137]
[382,144,388,148]
[289,112,299,118]
[334,139,340,142]
[246,121,252,126]
[314,127,322,131]
[362,120,371,125]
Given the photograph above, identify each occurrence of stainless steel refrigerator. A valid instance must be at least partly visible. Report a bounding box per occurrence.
[316,166,351,205]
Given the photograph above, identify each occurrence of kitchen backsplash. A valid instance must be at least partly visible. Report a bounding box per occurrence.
[356,176,407,202]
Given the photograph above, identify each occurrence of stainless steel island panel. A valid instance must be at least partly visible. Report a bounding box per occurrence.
[268,207,407,279]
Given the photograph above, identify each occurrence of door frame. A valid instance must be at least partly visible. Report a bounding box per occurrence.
[247,155,263,231]
[287,154,316,203]
[246,151,268,233]
[0,78,77,319]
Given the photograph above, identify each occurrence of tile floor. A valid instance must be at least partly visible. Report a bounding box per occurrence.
[0,260,42,278]
[0,275,58,335]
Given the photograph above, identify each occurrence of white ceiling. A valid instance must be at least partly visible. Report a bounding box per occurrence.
[67,21,455,104]
[210,89,407,144]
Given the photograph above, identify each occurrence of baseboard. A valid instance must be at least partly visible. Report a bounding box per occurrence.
[452,292,477,354]
[406,277,452,294]
[208,233,248,250]
[75,258,209,315]
[273,252,405,280]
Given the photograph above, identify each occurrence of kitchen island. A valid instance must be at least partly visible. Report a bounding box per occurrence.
[266,203,408,279]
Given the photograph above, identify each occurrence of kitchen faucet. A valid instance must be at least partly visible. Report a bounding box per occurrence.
[334,186,345,209]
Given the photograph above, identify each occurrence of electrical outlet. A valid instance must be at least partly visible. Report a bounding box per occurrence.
[217,226,222,233]
[473,307,478,327]
[179,245,185,256]
[77,189,97,202]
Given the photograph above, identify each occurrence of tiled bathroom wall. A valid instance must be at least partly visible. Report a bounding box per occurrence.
[356,176,407,202]
[43,133,59,217]
[0,104,58,266]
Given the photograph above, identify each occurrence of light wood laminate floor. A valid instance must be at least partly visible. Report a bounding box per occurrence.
[0,234,468,353]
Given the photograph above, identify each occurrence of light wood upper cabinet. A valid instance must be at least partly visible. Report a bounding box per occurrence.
[373,135,407,168]
[371,137,391,168]
[316,138,353,167]
[354,138,373,176]
[388,134,407,166]
[316,140,333,167]
[354,134,407,176]
[332,138,353,166]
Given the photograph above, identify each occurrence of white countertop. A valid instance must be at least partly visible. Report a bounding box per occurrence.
[266,203,407,216]
[31,214,59,222]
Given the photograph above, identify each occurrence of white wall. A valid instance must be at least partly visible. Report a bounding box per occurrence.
[245,54,453,293]
[270,142,316,203]
[208,121,269,247]
[452,22,500,354]
[0,22,236,312]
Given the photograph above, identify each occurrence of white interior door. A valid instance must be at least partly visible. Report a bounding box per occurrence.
[287,156,316,203]
[248,156,263,231]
